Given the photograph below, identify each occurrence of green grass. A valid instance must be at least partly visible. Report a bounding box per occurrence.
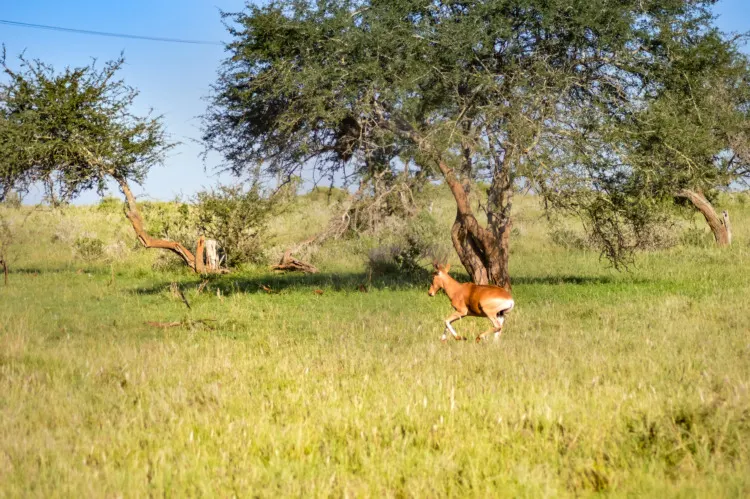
[1,193,750,497]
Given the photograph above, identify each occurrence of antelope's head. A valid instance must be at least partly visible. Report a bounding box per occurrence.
[428,262,451,296]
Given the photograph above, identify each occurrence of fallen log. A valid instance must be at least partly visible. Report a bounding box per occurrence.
[272,249,319,274]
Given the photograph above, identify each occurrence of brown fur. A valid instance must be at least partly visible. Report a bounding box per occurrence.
[428,263,514,342]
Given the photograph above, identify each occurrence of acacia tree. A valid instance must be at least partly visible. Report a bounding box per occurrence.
[204,0,739,288]
[623,34,750,246]
[0,52,210,272]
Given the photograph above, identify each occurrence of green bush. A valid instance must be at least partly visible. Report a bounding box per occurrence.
[97,196,122,214]
[367,244,423,277]
[74,236,105,261]
[367,211,447,277]
[550,228,590,250]
[679,227,713,247]
[194,185,275,266]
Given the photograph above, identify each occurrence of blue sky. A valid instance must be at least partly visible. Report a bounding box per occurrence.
[1,0,748,204]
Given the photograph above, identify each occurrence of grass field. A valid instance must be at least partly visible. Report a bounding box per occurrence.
[1,192,750,497]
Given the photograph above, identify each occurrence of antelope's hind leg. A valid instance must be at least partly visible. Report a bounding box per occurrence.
[476,312,503,343]
[493,313,506,341]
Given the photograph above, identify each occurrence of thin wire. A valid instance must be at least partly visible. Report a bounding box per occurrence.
[0,19,223,46]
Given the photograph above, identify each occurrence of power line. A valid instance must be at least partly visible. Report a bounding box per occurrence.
[0,19,223,46]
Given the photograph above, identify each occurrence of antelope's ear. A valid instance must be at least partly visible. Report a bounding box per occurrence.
[432,261,440,270]
[444,263,451,273]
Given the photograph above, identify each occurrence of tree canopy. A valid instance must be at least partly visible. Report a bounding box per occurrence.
[204,0,749,284]
[0,51,217,272]
[0,51,170,203]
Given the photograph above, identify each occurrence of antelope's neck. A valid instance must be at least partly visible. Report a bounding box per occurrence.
[442,275,463,301]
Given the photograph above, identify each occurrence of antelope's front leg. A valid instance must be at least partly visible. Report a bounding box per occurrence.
[443,310,467,341]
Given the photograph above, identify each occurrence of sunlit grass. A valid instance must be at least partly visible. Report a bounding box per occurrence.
[1,193,749,496]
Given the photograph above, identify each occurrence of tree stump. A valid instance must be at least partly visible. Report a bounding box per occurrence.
[206,239,220,271]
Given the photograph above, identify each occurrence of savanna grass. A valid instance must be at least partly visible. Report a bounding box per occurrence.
[0,193,749,497]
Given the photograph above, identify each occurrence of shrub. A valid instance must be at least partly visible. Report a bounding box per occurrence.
[0,216,11,263]
[103,241,129,261]
[550,228,590,250]
[194,185,274,266]
[635,225,678,251]
[52,216,84,244]
[74,236,105,261]
[679,227,713,247]
[404,211,442,254]
[366,211,448,277]
[367,244,422,277]
[138,201,200,258]
[97,196,122,214]
[152,252,189,272]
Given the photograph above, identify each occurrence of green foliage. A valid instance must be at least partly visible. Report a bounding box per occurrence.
[550,228,590,252]
[0,51,173,203]
[405,211,444,256]
[139,201,195,249]
[0,215,10,262]
[194,185,274,266]
[204,0,748,271]
[97,196,122,214]
[304,186,349,204]
[622,31,750,197]
[367,211,448,277]
[73,236,104,261]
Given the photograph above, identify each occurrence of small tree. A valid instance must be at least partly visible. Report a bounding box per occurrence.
[0,51,209,271]
[194,184,273,267]
[625,34,750,246]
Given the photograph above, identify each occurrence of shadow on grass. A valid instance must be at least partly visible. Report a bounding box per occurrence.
[512,275,615,286]
[129,270,632,297]
[10,266,74,275]
[130,270,432,297]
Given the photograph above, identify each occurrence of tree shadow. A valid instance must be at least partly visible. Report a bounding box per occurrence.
[511,275,616,286]
[129,270,433,297]
[8,266,77,275]
[129,270,642,298]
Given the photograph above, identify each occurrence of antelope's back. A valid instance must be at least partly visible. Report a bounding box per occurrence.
[471,284,514,310]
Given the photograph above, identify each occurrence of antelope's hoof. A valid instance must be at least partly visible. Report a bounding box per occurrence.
[456,336,467,341]
[475,336,482,343]
[440,337,447,343]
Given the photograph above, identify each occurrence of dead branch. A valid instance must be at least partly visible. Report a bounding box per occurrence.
[170,282,192,309]
[145,319,217,329]
[272,249,319,274]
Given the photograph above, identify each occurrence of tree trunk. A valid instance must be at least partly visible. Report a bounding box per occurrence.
[485,148,514,291]
[114,176,200,271]
[676,189,732,246]
[436,157,512,291]
[376,116,512,289]
[195,236,206,274]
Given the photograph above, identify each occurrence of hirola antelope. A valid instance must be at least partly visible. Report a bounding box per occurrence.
[428,262,514,343]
